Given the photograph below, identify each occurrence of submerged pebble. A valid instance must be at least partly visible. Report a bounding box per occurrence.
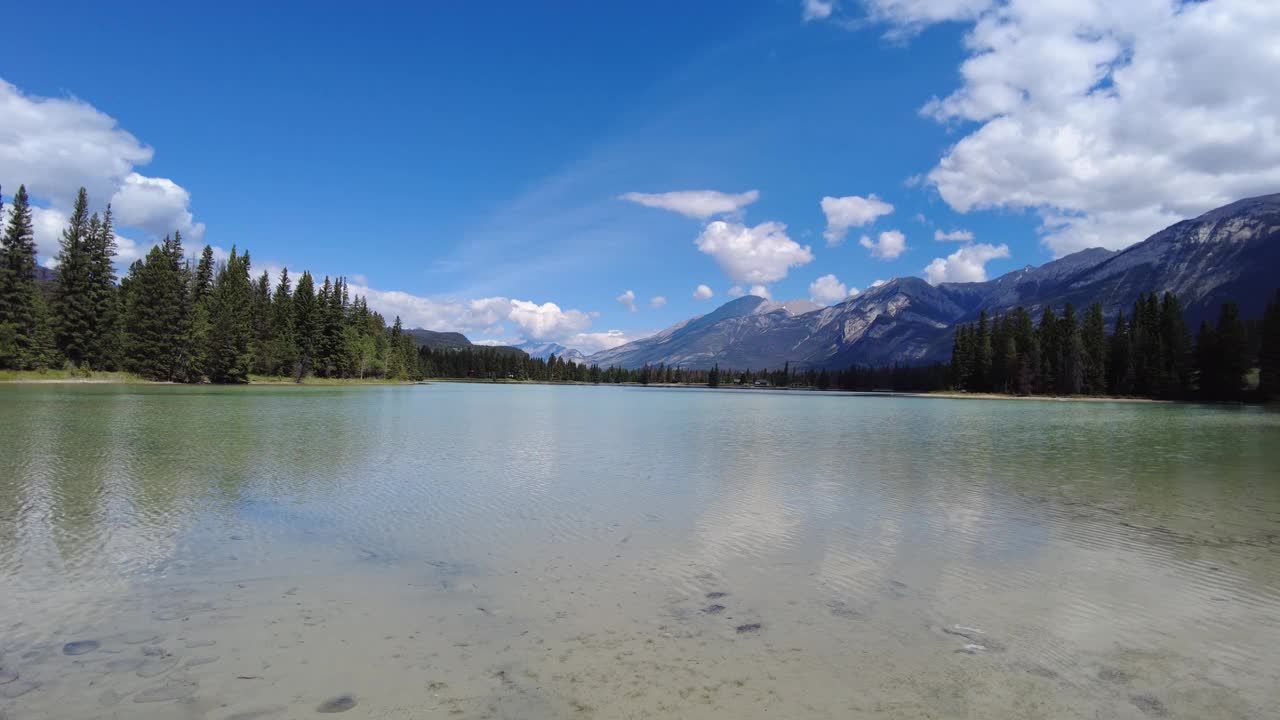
[62,640,100,656]
[705,592,728,599]
[1130,694,1169,717]
[317,694,357,713]
[735,623,763,634]
[703,604,727,615]
[184,656,219,668]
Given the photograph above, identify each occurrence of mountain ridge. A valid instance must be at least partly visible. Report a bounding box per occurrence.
[585,193,1280,370]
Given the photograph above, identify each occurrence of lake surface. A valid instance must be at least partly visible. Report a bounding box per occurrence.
[1,383,1278,719]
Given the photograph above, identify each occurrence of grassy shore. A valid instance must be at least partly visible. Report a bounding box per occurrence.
[0,369,413,386]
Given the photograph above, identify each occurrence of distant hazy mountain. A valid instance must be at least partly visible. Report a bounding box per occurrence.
[587,193,1280,370]
[515,341,588,364]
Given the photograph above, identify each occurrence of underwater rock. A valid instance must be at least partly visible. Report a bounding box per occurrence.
[317,694,357,713]
[62,640,100,656]
[735,623,762,634]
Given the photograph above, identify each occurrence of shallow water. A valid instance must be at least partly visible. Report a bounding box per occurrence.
[1,383,1278,719]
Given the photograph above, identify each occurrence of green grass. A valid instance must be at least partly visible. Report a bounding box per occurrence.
[0,368,148,383]
[246,374,414,386]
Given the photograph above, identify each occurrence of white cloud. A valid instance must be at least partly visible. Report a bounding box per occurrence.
[859,229,907,259]
[923,242,1010,284]
[619,189,760,219]
[649,295,667,309]
[909,0,1280,256]
[346,284,593,342]
[809,274,854,305]
[0,78,204,259]
[567,330,634,354]
[934,228,974,242]
[803,0,835,21]
[693,284,714,301]
[110,173,206,242]
[863,0,991,33]
[748,284,772,299]
[820,194,894,246]
[695,220,814,284]
[617,289,637,312]
[728,285,746,298]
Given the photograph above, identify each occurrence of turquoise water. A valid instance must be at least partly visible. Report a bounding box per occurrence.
[1,383,1278,718]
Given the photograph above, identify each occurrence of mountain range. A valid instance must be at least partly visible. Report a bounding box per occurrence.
[583,193,1280,370]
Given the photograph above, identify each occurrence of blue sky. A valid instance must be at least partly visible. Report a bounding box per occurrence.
[2,1,1275,351]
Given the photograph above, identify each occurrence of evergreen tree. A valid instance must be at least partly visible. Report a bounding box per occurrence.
[1157,292,1191,398]
[203,247,254,383]
[1108,309,1132,395]
[974,310,992,392]
[1081,303,1108,394]
[122,237,189,380]
[1260,290,1280,400]
[0,186,43,368]
[85,203,120,369]
[250,271,272,375]
[1059,304,1083,395]
[270,268,297,376]
[52,188,95,367]
[292,271,318,381]
[1038,307,1060,395]
[1195,320,1219,400]
[182,241,215,381]
[1209,302,1248,401]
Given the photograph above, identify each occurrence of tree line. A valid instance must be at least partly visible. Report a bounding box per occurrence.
[6,184,1277,398]
[0,185,421,381]
[949,291,1280,401]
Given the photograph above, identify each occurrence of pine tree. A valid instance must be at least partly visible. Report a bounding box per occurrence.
[1211,302,1248,401]
[182,241,214,381]
[85,203,120,369]
[1260,290,1280,400]
[1157,292,1191,398]
[1108,309,1132,395]
[251,270,272,375]
[203,247,254,383]
[270,268,297,376]
[292,271,318,382]
[1038,307,1059,395]
[974,310,992,392]
[0,186,43,368]
[123,237,189,380]
[52,188,95,367]
[1059,304,1083,395]
[1195,320,1219,400]
[1081,302,1108,394]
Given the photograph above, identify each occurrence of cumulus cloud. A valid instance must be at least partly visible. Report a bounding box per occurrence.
[727,286,745,298]
[934,228,974,242]
[110,173,206,242]
[619,190,760,219]
[809,274,856,305]
[803,0,835,21]
[859,229,907,259]
[907,0,1280,256]
[693,284,714,301]
[695,220,814,284]
[649,295,667,309]
[617,289,637,312]
[0,78,204,260]
[749,284,772,299]
[566,330,634,353]
[346,284,593,342]
[923,242,1010,284]
[820,194,894,246]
